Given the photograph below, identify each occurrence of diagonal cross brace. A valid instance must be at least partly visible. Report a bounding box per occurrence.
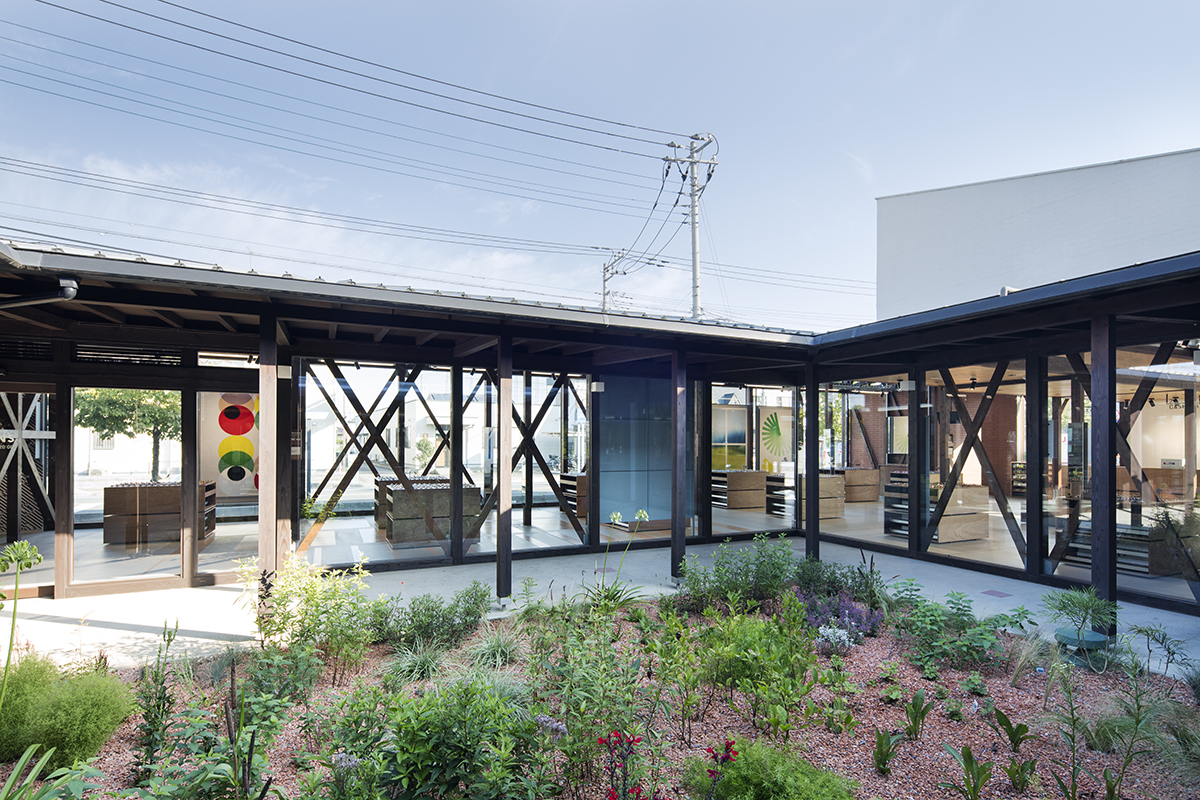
[940,368,1027,560]
[921,363,1009,550]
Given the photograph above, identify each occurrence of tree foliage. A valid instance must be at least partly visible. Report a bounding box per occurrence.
[74,389,181,480]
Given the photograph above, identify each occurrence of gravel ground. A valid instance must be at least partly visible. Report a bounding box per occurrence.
[4,611,1198,799]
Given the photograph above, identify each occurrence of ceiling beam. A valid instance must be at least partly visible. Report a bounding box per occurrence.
[414,331,438,346]
[591,347,671,366]
[216,315,238,332]
[373,327,390,343]
[0,307,68,331]
[78,304,126,324]
[454,335,498,358]
[147,308,186,328]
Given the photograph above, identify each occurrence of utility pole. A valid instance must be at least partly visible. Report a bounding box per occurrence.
[664,133,717,320]
[601,249,625,313]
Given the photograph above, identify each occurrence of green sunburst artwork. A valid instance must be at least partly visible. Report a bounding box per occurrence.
[761,411,789,458]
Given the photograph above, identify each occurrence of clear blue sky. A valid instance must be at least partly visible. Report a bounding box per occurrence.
[3,1,1199,331]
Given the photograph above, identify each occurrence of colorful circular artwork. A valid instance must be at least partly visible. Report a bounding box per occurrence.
[218,392,258,496]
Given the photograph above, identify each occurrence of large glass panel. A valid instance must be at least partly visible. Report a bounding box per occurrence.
[0,391,55,589]
[817,377,906,549]
[925,362,1028,570]
[1114,342,1199,607]
[1045,355,1092,585]
[72,388,182,582]
[708,384,797,538]
[471,372,590,555]
[197,391,259,573]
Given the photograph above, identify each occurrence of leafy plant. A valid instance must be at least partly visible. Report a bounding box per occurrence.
[1001,756,1037,793]
[1183,660,1200,705]
[1047,663,1087,800]
[1043,586,1118,673]
[1083,643,1157,800]
[584,510,649,614]
[903,689,934,740]
[1128,622,1189,687]
[872,728,904,775]
[0,744,101,800]
[682,736,856,800]
[878,661,901,683]
[938,744,993,800]
[135,623,179,778]
[388,581,492,649]
[959,672,988,696]
[0,541,43,722]
[946,698,965,722]
[891,581,1033,672]
[879,685,904,704]
[794,589,883,640]
[986,708,1036,753]
[244,643,324,705]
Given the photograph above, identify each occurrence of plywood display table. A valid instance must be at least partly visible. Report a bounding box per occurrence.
[799,474,845,519]
[381,480,483,544]
[843,469,879,502]
[935,485,991,543]
[103,481,216,545]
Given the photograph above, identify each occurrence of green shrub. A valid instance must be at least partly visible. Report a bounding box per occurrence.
[392,581,493,648]
[0,651,59,761]
[793,553,886,608]
[891,581,1032,671]
[682,736,856,800]
[381,679,554,799]
[244,642,324,704]
[677,535,797,612]
[26,671,132,769]
[238,556,375,686]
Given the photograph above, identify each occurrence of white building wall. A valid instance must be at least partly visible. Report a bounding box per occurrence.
[877,147,1200,320]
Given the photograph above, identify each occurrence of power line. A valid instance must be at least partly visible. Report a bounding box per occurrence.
[0,157,607,255]
[0,76,667,219]
[8,23,657,183]
[0,56,657,207]
[35,0,668,158]
[148,0,689,140]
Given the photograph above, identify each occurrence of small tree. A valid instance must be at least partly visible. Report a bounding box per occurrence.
[75,389,181,481]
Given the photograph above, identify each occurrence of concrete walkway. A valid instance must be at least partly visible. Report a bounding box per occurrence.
[6,540,1200,676]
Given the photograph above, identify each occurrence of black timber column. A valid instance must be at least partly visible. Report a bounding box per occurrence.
[696,379,712,539]
[587,375,600,547]
[1025,356,1047,577]
[792,375,802,533]
[275,355,292,562]
[290,356,303,539]
[670,350,688,578]
[1091,315,1118,622]
[523,370,533,527]
[804,363,820,558]
[181,349,199,583]
[496,336,513,599]
[1185,389,1196,503]
[53,375,73,593]
[258,311,279,575]
[907,370,927,557]
[450,365,464,563]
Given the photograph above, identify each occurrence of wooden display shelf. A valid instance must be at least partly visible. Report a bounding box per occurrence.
[560,473,587,519]
[103,481,216,545]
[711,470,767,509]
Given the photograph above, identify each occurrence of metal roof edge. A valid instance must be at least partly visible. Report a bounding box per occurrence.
[813,249,1200,348]
[6,244,816,349]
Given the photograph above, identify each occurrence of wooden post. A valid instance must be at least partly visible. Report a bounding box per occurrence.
[1026,356,1047,577]
[451,365,464,563]
[53,375,73,594]
[804,363,820,558]
[258,312,279,576]
[696,379,712,539]
[1090,315,1117,627]
[1186,389,1196,503]
[181,349,198,583]
[671,350,687,578]
[792,376,802,532]
[496,336,513,599]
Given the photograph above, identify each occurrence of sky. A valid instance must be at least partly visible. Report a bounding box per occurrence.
[3,1,1200,333]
